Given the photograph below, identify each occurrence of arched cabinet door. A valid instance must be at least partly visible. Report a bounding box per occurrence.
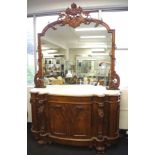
[48,103,68,137]
[68,104,92,138]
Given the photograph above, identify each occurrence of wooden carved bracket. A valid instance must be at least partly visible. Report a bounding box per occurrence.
[34,71,45,88]
[109,71,120,89]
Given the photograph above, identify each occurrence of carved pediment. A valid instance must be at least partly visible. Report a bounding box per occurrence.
[58,3,90,28]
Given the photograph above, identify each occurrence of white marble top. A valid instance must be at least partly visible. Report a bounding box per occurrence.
[30,85,120,97]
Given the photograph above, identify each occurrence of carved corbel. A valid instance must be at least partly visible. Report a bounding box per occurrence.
[34,71,45,88]
[109,71,120,89]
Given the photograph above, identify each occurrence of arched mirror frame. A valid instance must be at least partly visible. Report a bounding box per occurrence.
[34,3,120,89]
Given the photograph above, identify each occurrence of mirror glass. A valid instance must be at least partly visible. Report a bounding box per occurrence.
[41,22,112,86]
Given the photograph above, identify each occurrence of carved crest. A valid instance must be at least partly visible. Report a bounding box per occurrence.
[58,3,90,28]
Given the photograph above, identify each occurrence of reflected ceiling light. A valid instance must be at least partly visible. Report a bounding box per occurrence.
[82,42,106,45]
[91,49,105,52]
[82,44,107,48]
[43,49,58,53]
[80,36,106,39]
[90,53,109,56]
[43,54,64,58]
[52,54,64,56]
[75,27,106,31]
[42,46,49,50]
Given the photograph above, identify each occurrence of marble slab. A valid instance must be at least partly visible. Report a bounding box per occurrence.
[30,85,120,97]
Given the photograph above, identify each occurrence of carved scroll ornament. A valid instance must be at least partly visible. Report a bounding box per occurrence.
[109,71,120,89]
[58,3,90,28]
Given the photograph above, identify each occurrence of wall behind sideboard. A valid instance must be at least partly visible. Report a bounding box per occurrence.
[27,86,33,123]
[119,88,128,129]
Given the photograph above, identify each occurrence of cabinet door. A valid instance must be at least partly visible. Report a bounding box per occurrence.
[48,104,68,137]
[69,104,92,138]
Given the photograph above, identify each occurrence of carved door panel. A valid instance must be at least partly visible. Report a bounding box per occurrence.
[69,104,92,138]
[48,104,68,137]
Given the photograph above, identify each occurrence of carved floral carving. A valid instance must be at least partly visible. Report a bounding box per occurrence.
[58,3,90,28]
[97,102,104,140]
[98,102,104,118]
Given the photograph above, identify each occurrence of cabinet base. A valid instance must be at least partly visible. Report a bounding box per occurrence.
[31,129,119,155]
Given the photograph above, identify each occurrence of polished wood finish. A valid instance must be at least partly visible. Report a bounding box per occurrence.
[34,3,120,89]
[30,93,120,154]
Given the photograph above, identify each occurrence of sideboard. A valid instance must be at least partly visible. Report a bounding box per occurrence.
[30,85,120,155]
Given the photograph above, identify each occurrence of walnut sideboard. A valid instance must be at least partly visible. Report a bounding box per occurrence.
[30,85,120,155]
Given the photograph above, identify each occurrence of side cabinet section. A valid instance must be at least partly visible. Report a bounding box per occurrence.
[30,93,47,133]
[30,93,39,131]
[105,95,120,138]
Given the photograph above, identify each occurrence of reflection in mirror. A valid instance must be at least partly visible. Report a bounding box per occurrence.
[41,22,112,86]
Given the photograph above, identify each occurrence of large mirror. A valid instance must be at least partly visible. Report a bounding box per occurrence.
[34,3,120,89]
